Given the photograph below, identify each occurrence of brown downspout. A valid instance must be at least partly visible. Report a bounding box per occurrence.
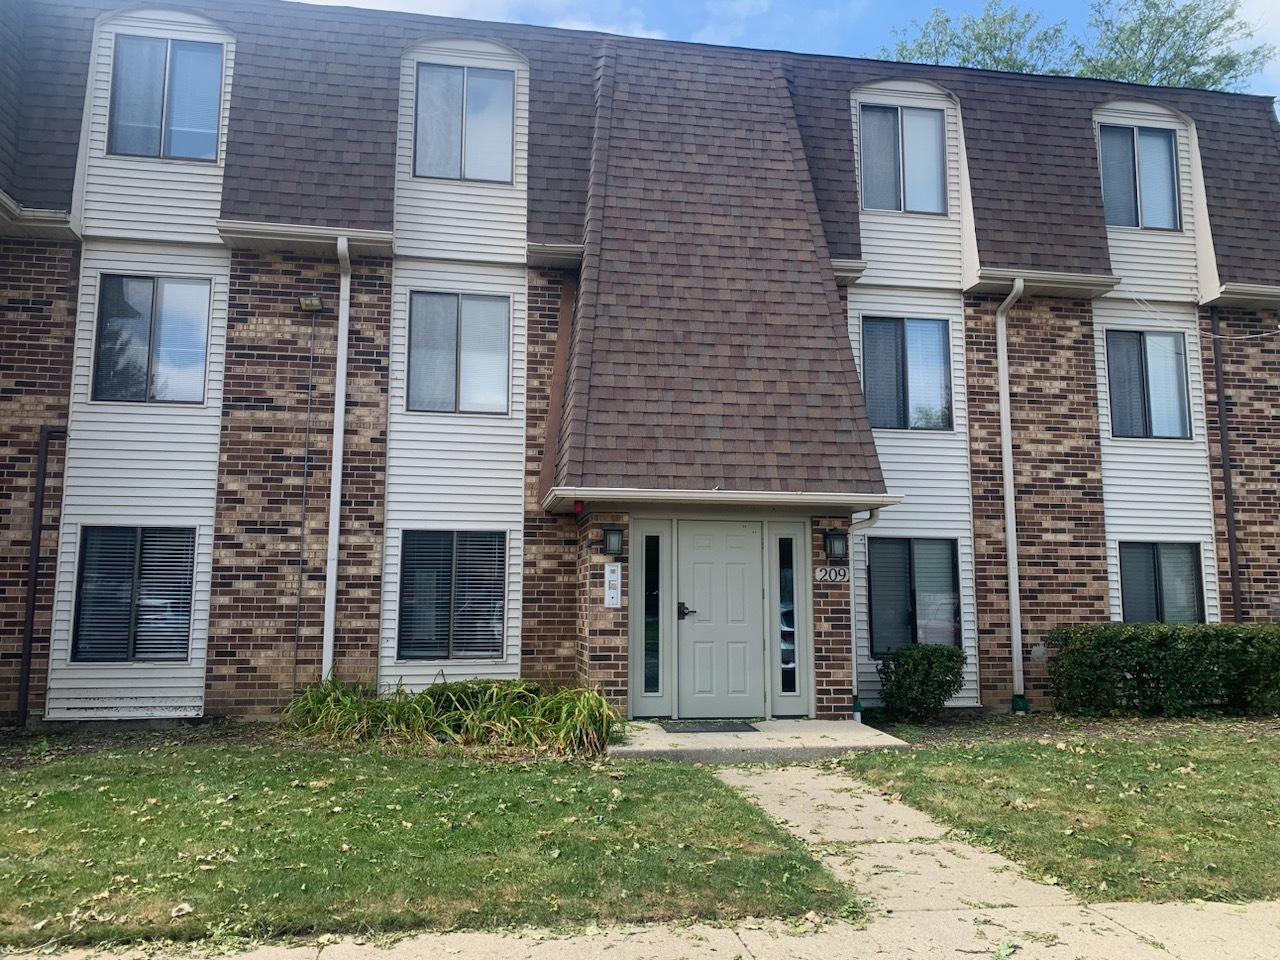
[1209,306,1244,622]
[18,425,68,728]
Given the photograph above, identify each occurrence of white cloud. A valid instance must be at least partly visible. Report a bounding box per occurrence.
[290,0,662,37]
[691,0,772,46]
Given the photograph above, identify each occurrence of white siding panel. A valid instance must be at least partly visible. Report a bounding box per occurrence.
[395,41,529,264]
[76,11,235,244]
[379,259,528,689]
[1097,102,1199,302]
[44,241,230,719]
[1094,300,1219,622]
[851,83,963,289]
[847,287,979,705]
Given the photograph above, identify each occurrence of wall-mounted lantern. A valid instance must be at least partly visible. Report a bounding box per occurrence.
[600,525,625,558]
[823,528,849,561]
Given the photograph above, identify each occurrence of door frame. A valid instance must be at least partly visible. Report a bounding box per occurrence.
[627,513,814,719]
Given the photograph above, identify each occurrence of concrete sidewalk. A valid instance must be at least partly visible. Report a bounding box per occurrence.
[51,765,1280,960]
[609,718,907,763]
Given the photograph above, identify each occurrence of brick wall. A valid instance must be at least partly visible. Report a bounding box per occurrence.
[966,295,1110,708]
[520,268,580,685]
[1201,306,1280,622]
[206,251,389,716]
[812,515,854,718]
[0,239,77,720]
[576,512,630,705]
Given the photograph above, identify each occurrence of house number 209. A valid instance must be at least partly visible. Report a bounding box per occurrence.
[814,567,850,583]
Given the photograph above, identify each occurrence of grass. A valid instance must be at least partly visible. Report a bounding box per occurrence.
[844,720,1280,902]
[282,679,621,757]
[0,726,849,948]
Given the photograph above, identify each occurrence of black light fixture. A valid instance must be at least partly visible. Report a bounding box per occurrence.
[823,528,849,561]
[600,525,625,558]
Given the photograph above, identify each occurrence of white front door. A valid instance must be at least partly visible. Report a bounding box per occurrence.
[676,520,766,718]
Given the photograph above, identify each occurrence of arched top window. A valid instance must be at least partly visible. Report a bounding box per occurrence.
[1094,99,1192,231]
[852,79,958,216]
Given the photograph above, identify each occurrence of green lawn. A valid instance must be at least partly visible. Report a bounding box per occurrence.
[1,729,848,947]
[844,723,1280,902]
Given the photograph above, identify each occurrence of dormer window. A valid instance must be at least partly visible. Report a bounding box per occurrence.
[108,34,223,161]
[1099,124,1179,229]
[414,63,514,182]
[859,103,946,214]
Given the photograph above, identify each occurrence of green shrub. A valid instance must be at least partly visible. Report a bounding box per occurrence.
[876,644,967,721]
[1047,622,1280,717]
[282,677,621,757]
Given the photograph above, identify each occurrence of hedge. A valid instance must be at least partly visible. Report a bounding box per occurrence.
[1047,622,1280,717]
[876,644,967,721]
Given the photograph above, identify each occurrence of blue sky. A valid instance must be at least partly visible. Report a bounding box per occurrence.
[295,0,1280,95]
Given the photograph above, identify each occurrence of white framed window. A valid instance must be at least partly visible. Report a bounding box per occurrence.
[92,274,211,404]
[859,103,946,214]
[868,538,960,657]
[1099,124,1179,229]
[398,531,506,659]
[1119,542,1203,622]
[1105,329,1190,439]
[72,526,195,662]
[414,63,514,182]
[862,317,951,430]
[108,34,223,161]
[407,291,509,414]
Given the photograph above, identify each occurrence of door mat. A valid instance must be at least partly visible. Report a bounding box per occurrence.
[659,720,758,733]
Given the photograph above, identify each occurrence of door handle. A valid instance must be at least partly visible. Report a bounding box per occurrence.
[677,601,696,620]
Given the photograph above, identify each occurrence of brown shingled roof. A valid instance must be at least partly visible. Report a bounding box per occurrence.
[554,41,884,495]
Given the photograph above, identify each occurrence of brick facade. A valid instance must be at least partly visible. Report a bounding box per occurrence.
[812,515,855,719]
[206,251,389,716]
[966,295,1111,708]
[1201,306,1280,622]
[0,239,77,719]
[520,268,580,686]
[576,512,630,705]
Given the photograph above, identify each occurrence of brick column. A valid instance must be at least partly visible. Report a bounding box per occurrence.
[966,294,1109,709]
[0,240,78,720]
[576,512,630,705]
[812,514,854,719]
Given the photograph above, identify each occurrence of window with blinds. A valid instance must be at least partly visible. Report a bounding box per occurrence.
[1105,329,1190,439]
[407,292,509,414]
[93,275,211,404]
[398,531,506,659]
[1119,542,1204,623]
[1098,124,1179,229]
[862,317,951,430]
[869,538,960,657]
[859,103,946,214]
[415,63,514,182]
[108,35,222,161]
[72,527,195,662]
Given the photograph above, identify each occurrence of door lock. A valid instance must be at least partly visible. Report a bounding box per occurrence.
[677,601,696,620]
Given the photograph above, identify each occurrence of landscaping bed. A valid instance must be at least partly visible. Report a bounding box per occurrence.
[1,723,849,948]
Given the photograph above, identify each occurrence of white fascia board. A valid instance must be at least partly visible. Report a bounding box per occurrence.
[542,486,903,513]
[832,259,869,286]
[216,219,394,257]
[0,189,76,239]
[528,242,584,268]
[968,268,1121,299]
[1207,283,1280,309]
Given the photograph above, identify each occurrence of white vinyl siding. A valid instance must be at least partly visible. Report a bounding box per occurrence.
[45,241,230,720]
[852,82,964,289]
[1096,102,1198,302]
[396,39,529,263]
[1094,300,1219,623]
[849,288,979,705]
[75,10,234,245]
[380,259,528,689]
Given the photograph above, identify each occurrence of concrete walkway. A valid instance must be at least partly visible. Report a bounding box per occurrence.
[52,764,1280,960]
[609,718,906,763]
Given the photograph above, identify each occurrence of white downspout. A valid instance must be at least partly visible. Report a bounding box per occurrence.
[322,237,352,680]
[996,278,1027,710]
[847,507,882,723]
